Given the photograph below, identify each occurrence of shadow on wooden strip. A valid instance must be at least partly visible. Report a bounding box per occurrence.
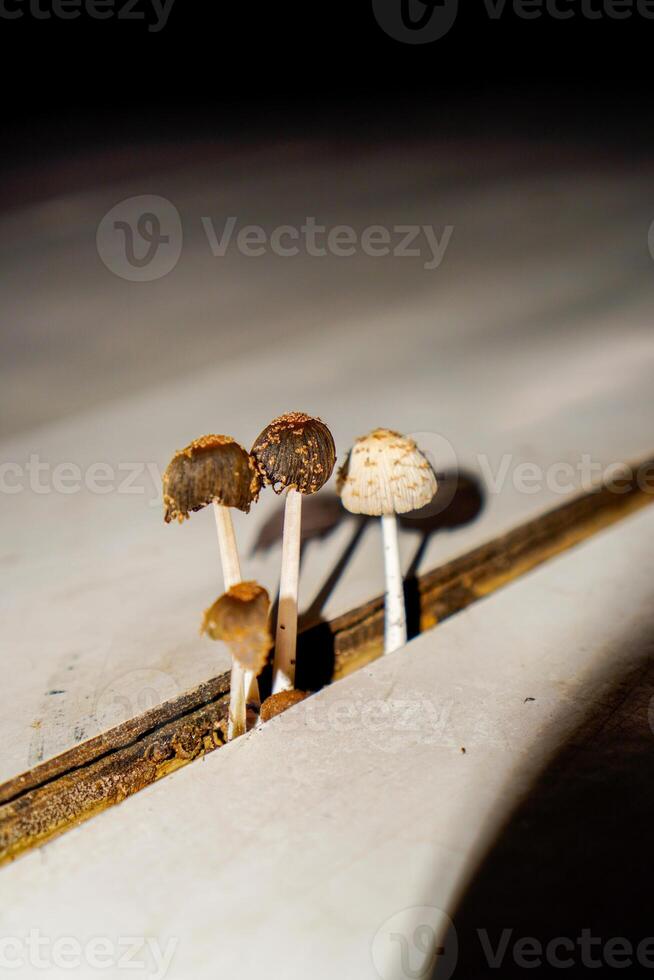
[1,459,653,865]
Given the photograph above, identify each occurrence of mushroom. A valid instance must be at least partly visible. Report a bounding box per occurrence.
[259,689,309,723]
[163,435,262,712]
[251,412,336,694]
[336,429,437,654]
[163,433,260,589]
[202,581,272,739]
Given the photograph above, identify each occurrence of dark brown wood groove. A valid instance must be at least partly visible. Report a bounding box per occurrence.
[1,459,652,865]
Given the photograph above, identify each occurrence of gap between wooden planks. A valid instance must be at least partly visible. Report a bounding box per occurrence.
[1,460,653,865]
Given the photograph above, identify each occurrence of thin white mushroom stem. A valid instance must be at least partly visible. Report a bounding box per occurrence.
[272,487,302,695]
[213,502,259,736]
[228,662,247,739]
[228,659,259,740]
[381,513,407,654]
[213,502,241,591]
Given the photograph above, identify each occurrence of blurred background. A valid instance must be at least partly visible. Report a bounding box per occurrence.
[2,1,654,434]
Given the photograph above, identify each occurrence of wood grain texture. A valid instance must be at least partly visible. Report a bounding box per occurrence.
[0,458,651,865]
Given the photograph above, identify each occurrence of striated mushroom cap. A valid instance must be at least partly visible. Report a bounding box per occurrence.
[163,435,261,523]
[201,581,272,675]
[251,412,335,495]
[336,428,438,516]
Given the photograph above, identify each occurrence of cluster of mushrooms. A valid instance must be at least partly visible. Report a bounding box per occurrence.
[163,413,438,741]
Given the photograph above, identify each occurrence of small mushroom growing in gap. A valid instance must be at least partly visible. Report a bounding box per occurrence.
[337,429,437,654]
[251,412,336,695]
[163,436,262,710]
[202,581,272,739]
[259,689,309,723]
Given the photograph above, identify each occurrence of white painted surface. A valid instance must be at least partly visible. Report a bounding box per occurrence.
[1,142,654,783]
[2,504,653,979]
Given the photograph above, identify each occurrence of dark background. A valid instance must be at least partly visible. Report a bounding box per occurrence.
[2,0,654,167]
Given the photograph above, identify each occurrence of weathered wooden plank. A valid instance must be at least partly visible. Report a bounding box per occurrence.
[3,144,654,792]
[1,458,651,865]
[2,498,653,980]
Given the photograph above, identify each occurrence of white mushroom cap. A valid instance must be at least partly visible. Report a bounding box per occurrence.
[336,428,438,516]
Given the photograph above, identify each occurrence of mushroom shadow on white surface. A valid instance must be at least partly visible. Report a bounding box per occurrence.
[428,620,654,979]
[250,492,344,558]
[291,472,485,693]
[401,470,485,639]
[250,492,347,698]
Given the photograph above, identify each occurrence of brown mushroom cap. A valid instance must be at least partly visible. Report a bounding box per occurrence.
[259,689,309,722]
[336,428,438,516]
[201,581,272,674]
[163,435,261,523]
[251,412,336,495]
